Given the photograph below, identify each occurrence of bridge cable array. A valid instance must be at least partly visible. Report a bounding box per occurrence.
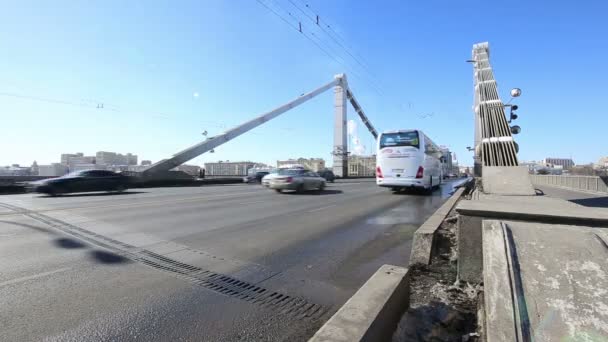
[472,42,519,167]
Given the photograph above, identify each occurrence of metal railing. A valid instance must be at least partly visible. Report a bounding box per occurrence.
[530,175,608,194]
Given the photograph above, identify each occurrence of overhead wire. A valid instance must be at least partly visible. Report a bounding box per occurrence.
[255,0,344,70]
[280,0,384,95]
[0,90,295,136]
[289,0,384,91]
[298,1,447,122]
[255,0,381,96]
[290,0,423,120]
[297,1,375,76]
[268,0,377,93]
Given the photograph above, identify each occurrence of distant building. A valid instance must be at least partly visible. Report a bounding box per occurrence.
[38,163,69,177]
[96,151,138,166]
[67,156,96,170]
[459,166,472,176]
[0,165,31,176]
[71,163,105,172]
[570,164,596,176]
[141,160,152,166]
[127,165,150,172]
[95,151,117,166]
[61,153,83,165]
[439,146,453,176]
[247,166,276,175]
[31,161,39,176]
[106,165,130,172]
[543,158,574,170]
[205,161,255,176]
[277,158,325,172]
[520,160,543,174]
[348,155,376,177]
[596,156,608,169]
[172,164,201,176]
[521,160,565,175]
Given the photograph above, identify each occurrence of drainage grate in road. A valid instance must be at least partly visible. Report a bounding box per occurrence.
[0,202,327,320]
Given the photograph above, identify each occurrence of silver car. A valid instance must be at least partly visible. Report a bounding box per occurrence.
[261,172,278,187]
[268,169,326,193]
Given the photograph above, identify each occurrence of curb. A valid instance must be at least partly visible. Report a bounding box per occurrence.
[309,265,410,342]
[408,186,468,265]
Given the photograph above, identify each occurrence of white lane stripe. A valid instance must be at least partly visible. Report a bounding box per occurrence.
[0,267,71,287]
[307,204,337,213]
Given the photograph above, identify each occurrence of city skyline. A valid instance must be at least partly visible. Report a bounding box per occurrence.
[5,152,606,170]
[1,1,607,167]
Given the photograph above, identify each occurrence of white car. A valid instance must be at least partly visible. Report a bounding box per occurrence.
[261,172,279,187]
[267,169,326,193]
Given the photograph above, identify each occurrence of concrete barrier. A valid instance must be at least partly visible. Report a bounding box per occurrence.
[409,186,467,265]
[530,174,608,194]
[310,182,472,342]
[309,265,410,342]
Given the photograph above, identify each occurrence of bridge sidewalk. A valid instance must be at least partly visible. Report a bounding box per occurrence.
[483,219,608,341]
[457,181,608,340]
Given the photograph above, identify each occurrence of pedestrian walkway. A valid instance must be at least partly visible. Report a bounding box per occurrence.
[457,177,608,341]
[535,185,608,208]
[483,219,608,341]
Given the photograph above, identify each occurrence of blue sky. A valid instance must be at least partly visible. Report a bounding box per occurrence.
[1,0,606,167]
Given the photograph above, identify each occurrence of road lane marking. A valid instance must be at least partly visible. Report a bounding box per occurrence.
[307,204,337,213]
[0,267,71,288]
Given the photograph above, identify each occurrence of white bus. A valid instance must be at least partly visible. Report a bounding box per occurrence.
[376,129,443,192]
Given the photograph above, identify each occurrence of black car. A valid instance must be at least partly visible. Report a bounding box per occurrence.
[32,170,132,196]
[243,171,270,183]
[317,169,335,183]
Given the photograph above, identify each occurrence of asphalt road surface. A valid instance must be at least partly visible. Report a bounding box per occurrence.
[0,179,464,341]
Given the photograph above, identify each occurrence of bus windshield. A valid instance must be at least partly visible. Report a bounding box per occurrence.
[379,131,419,149]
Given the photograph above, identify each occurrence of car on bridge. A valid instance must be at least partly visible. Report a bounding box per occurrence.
[261,172,275,187]
[30,170,132,196]
[267,168,326,193]
[243,171,270,184]
[317,169,335,183]
[261,165,305,187]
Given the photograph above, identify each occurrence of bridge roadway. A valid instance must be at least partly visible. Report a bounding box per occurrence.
[0,179,462,341]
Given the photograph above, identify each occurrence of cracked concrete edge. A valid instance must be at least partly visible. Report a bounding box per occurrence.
[482,220,521,342]
[309,265,410,342]
[409,186,468,265]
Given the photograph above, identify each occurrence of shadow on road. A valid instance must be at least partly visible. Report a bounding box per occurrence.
[0,219,130,264]
[569,196,608,208]
[282,189,343,196]
[37,191,146,198]
[54,237,87,249]
[391,188,434,196]
[90,250,130,264]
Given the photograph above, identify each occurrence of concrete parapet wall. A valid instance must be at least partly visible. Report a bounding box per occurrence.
[309,265,410,342]
[409,187,467,265]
